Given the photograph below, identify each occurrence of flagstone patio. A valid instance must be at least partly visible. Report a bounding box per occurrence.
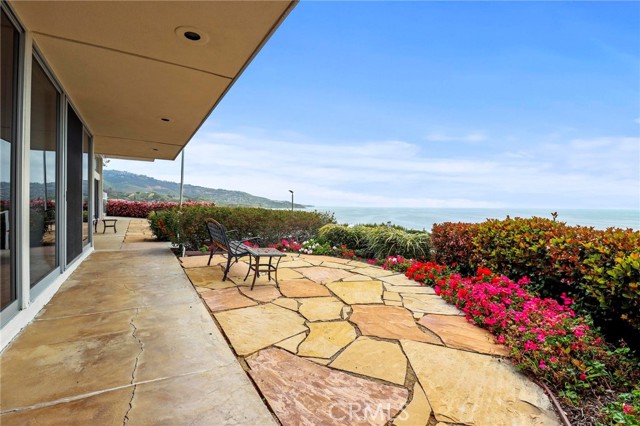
[182,251,563,426]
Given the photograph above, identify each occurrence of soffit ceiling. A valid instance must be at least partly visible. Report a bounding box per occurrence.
[9,1,296,160]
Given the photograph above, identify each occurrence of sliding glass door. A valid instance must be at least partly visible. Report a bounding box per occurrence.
[66,105,83,264]
[29,58,59,287]
[1,9,19,310]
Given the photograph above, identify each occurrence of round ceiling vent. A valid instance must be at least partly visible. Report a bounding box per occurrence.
[175,26,210,45]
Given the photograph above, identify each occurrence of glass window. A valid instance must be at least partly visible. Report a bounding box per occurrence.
[1,9,19,309]
[29,59,59,287]
[82,132,90,246]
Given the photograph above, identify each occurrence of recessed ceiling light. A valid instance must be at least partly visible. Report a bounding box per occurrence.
[152,148,159,151]
[160,118,171,122]
[175,26,210,45]
[184,31,201,41]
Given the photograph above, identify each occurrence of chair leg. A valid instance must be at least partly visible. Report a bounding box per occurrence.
[223,254,233,281]
[208,247,215,266]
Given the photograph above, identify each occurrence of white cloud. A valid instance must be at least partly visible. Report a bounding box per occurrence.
[424,131,487,143]
[107,130,640,209]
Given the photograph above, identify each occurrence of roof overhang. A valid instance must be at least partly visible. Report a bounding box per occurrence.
[9,0,296,161]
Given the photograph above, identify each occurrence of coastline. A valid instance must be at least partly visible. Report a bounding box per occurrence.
[306,207,640,231]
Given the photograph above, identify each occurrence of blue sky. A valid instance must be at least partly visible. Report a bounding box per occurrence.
[110,1,640,209]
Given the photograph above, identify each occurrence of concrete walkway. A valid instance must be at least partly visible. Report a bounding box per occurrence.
[0,220,277,425]
[184,253,563,426]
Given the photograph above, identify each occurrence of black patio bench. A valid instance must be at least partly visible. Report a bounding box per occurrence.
[205,219,259,281]
[205,219,285,289]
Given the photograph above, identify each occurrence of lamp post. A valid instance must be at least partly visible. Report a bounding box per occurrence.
[179,149,185,208]
[288,190,294,212]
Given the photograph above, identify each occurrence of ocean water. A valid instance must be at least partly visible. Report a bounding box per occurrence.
[309,207,640,231]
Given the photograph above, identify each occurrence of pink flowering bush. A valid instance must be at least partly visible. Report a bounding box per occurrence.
[405,261,639,404]
[270,239,302,252]
[380,255,414,273]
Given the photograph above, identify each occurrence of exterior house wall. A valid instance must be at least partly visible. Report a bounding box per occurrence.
[1,3,96,351]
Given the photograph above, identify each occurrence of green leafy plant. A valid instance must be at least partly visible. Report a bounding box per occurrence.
[366,226,431,260]
[148,205,335,250]
[599,388,640,425]
[318,224,368,250]
[430,217,640,335]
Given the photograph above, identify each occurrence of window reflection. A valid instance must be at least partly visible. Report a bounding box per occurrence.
[30,59,59,287]
[1,10,18,309]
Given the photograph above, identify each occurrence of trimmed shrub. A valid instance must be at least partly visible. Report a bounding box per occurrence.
[579,229,640,331]
[318,224,368,250]
[472,217,567,295]
[431,222,478,275]
[148,206,335,250]
[430,217,640,335]
[107,199,214,218]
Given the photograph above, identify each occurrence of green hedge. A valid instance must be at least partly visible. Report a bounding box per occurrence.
[148,206,335,250]
[430,218,640,334]
[317,223,432,260]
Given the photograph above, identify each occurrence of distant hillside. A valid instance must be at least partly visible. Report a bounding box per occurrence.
[103,170,306,209]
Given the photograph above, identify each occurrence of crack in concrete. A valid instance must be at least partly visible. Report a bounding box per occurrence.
[123,308,143,425]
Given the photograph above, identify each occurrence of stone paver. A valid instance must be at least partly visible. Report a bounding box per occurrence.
[277,268,305,280]
[307,357,331,365]
[275,332,307,353]
[393,382,432,426]
[300,254,353,265]
[272,297,299,311]
[297,321,357,358]
[319,261,356,270]
[184,266,227,287]
[341,305,352,320]
[342,274,373,281]
[298,297,345,321]
[351,267,396,278]
[402,294,464,316]
[247,348,408,426]
[419,315,509,356]
[179,255,220,269]
[384,283,435,294]
[215,304,307,356]
[224,261,253,282]
[327,280,384,304]
[239,285,282,302]
[381,274,421,287]
[279,279,331,298]
[402,340,560,426]
[350,305,441,345]
[300,266,355,284]
[279,260,314,268]
[200,288,257,313]
[330,337,407,385]
[384,291,402,301]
